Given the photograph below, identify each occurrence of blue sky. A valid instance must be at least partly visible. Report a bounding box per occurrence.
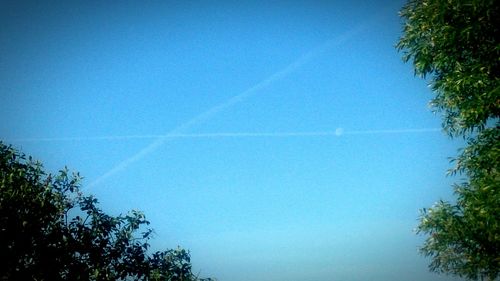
[1,1,465,280]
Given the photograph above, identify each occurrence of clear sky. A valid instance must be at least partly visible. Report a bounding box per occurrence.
[1,1,465,280]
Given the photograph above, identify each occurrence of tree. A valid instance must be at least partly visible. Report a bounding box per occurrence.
[0,142,214,281]
[397,0,499,280]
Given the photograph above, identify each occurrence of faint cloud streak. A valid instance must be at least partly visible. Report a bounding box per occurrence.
[75,11,391,188]
[6,128,442,143]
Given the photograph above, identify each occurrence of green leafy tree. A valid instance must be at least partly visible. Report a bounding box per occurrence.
[0,142,214,281]
[397,0,499,280]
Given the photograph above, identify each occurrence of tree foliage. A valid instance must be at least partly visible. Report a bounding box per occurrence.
[397,0,499,280]
[0,142,214,281]
[397,0,499,136]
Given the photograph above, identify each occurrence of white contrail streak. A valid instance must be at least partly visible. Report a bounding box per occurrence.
[82,10,393,188]
[5,128,441,188]
[6,128,441,142]
[343,128,441,135]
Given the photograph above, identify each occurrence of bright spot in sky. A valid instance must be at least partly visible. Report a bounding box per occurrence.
[335,127,344,136]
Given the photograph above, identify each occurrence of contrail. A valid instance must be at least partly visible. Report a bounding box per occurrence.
[343,128,441,135]
[83,10,393,188]
[6,128,441,142]
[5,128,441,188]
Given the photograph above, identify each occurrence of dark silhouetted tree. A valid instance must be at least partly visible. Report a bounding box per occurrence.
[0,142,214,281]
[397,0,499,280]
